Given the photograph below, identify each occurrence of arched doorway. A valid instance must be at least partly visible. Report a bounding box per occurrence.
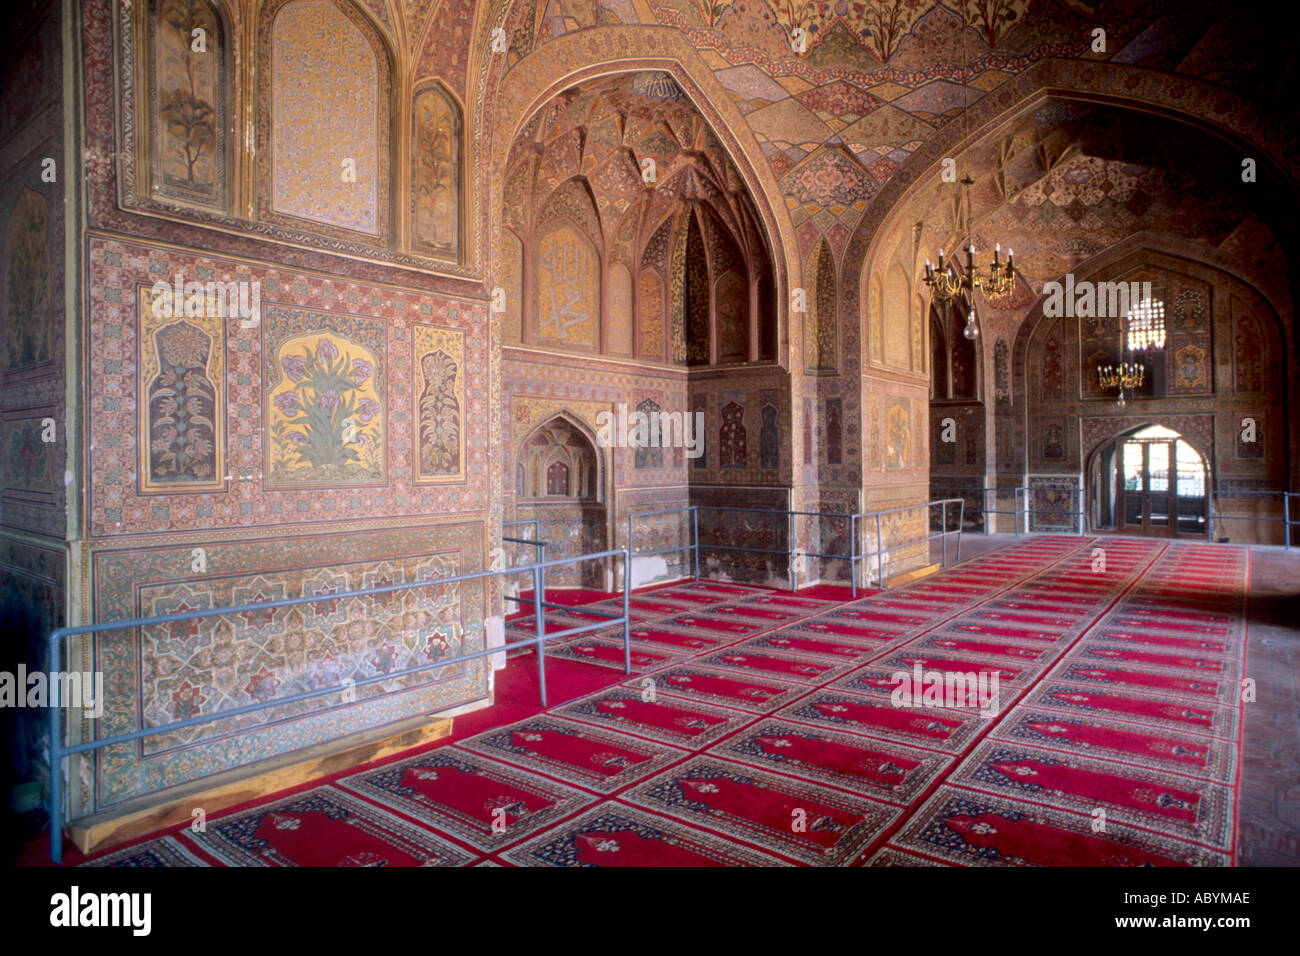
[515,415,607,587]
[1088,424,1208,538]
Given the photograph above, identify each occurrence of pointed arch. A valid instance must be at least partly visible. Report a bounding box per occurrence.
[949,301,979,400]
[517,412,603,502]
[683,207,710,366]
[930,306,947,401]
[634,398,664,470]
[668,211,690,365]
[535,176,604,251]
[532,218,600,351]
[482,33,798,369]
[883,262,910,372]
[720,401,747,468]
[715,270,748,363]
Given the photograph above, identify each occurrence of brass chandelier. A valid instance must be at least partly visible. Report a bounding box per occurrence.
[1097,299,1164,408]
[921,11,1016,342]
[922,178,1016,341]
[1097,360,1145,408]
[923,179,1017,302]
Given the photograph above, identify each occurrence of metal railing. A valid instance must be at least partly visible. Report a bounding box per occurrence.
[699,506,851,593]
[627,499,966,599]
[981,486,1027,534]
[1207,489,1299,549]
[932,485,1088,535]
[46,546,631,865]
[851,498,965,592]
[503,518,548,623]
[955,484,1300,547]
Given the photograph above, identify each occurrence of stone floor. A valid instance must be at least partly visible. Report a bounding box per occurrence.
[1238,544,1300,865]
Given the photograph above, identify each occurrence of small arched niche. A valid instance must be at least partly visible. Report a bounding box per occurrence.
[514,414,608,587]
[518,415,601,502]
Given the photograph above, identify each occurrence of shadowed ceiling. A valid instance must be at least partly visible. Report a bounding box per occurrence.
[892,98,1290,330]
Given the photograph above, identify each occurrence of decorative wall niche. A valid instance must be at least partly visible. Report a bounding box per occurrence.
[518,415,600,502]
[145,0,231,212]
[411,82,462,262]
[534,221,600,351]
[137,285,226,493]
[413,324,466,484]
[3,188,52,373]
[805,240,836,371]
[260,0,391,241]
[501,73,775,370]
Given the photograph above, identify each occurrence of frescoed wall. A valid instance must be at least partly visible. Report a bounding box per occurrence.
[264,317,387,488]
[146,0,229,211]
[67,235,490,814]
[85,239,487,537]
[1,0,67,812]
[138,287,225,493]
[265,0,385,237]
[1020,253,1283,486]
[88,524,485,811]
[6,0,1294,838]
[534,223,600,351]
[499,73,777,367]
[48,0,490,811]
[411,83,461,260]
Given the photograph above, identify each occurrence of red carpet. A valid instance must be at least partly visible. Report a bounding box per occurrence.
[67,536,1253,867]
[176,787,477,867]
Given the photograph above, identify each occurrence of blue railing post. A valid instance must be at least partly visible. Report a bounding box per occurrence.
[875,513,884,589]
[538,541,548,630]
[622,544,632,674]
[532,563,547,708]
[941,501,948,567]
[627,513,635,577]
[692,506,700,580]
[788,511,798,593]
[49,626,64,866]
[957,498,965,562]
[850,514,857,598]
[1287,493,1295,551]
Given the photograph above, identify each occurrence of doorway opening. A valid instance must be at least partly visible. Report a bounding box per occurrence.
[1089,424,1208,537]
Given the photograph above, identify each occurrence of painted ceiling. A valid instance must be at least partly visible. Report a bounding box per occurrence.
[345,0,1296,306]
[899,99,1287,328]
[481,1,1289,247]
[503,70,767,266]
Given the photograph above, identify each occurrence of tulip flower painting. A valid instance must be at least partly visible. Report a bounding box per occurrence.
[269,336,383,483]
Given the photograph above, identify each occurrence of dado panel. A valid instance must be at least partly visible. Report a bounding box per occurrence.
[77,521,486,810]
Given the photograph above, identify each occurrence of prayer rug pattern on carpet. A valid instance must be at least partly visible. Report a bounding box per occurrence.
[79,537,1252,867]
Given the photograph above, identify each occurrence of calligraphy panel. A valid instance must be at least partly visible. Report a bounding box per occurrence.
[535,223,599,350]
[270,0,381,235]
